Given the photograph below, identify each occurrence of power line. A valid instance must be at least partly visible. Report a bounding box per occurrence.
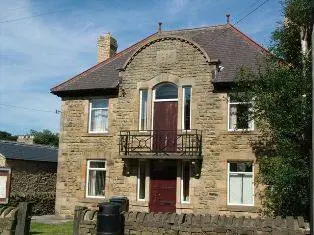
[0,2,46,15]
[234,0,264,23]
[0,103,60,114]
[234,0,271,26]
[0,8,70,24]
[0,1,107,25]
[211,0,271,46]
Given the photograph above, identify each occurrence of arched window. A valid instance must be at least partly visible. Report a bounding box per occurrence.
[155,83,178,100]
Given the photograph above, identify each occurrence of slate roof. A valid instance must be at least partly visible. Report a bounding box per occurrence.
[0,141,58,163]
[51,24,270,96]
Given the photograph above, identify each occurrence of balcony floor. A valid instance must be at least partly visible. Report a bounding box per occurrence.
[121,152,202,160]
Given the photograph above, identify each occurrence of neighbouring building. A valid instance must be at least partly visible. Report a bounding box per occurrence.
[0,140,57,212]
[51,22,270,217]
[17,135,34,145]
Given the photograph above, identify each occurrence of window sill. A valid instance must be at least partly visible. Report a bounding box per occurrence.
[81,197,107,203]
[83,133,113,137]
[219,205,259,212]
[176,203,193,209]
[223,130,257,135]
[131,201,148,207]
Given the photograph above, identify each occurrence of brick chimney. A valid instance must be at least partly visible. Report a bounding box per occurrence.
[97,33,118,63]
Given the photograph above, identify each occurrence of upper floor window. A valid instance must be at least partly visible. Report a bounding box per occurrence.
[228,97,253,131]
[155,83,178,100]
[228,162,254,206]
[89,99,109,133]
[182,86,191,130]
[86,160,106,198]
[139,89,148,131]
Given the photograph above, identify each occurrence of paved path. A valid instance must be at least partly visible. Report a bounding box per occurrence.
[31,215,72,224]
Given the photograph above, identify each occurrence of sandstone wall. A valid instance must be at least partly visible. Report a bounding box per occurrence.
[55,96,121,217]
[56,36,261,217]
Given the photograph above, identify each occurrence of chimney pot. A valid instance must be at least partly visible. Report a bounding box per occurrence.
[226,14,231,24]
[97,33,118,63]
[158,22,162,32]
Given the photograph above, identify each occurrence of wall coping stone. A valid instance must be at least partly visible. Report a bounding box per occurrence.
[74,207,311,235]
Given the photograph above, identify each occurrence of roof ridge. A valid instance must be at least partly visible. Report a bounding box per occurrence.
[165,23,271,55]
[0,140,58,150]
[162,23,229,33]
[51,32,158,92]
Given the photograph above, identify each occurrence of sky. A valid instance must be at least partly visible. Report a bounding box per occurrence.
[0,0,283,135]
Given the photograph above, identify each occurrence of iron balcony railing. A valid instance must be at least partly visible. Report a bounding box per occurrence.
[119,129,202,158]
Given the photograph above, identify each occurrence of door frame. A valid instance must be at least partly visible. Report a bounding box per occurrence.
[151,88,179,131]
[144,160,190,211]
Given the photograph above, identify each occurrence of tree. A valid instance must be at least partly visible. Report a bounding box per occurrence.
[233,0,312,218]
[0,131,18,141]
[30,129,59,147]
[270,0,312,68]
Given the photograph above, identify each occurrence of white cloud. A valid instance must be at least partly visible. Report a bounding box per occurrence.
[167,0,190,15]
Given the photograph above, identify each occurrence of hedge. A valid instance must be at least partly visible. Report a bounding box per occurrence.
[8,192,55,215]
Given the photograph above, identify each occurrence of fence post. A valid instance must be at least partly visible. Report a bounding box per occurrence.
[15,202,32,235]
[73,206,87,235]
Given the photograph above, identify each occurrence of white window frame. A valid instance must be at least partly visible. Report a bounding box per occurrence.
[137,160,146,201]
[153,84,178,102]
[86,160,106,199]
[181,161,191,203]
[227,97,254,131]
[88,99,109,134]
[227,162,254,206]
[139,89,148,132]
[182,86,192,130]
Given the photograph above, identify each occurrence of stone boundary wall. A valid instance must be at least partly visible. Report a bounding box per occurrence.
[74,206,310,235]
[74,206,98,235]
[0,206,19,234]
[0,202,32,234]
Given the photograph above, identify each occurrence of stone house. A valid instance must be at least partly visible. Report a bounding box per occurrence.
[51,23,269,218]
[0,140,57,212]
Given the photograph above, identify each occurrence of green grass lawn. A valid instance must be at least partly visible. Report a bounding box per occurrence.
[30,222,73,235]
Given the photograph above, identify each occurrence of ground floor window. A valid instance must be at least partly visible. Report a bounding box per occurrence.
[137,161,146,200]
[181,161,190,203]
[86,160,106,198]
[228,162,253,206]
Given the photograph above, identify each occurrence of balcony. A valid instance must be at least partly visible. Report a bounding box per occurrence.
[119,129,202,159]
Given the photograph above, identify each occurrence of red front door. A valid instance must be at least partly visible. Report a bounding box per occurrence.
[149,160,177,212]
[153,101,178,153]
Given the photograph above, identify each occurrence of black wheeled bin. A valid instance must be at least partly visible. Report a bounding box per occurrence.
[97,202,122,235]
[109,197,129,213]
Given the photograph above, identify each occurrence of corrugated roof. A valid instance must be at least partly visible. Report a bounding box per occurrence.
[51,24,270,96]
[0,141,58,163]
